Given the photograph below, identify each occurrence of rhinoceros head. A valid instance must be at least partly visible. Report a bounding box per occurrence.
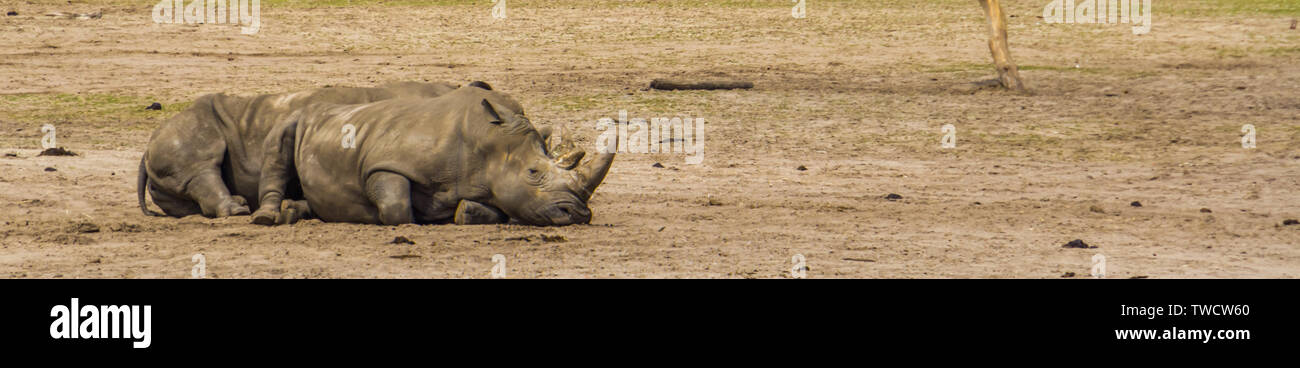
[465,93,615,226]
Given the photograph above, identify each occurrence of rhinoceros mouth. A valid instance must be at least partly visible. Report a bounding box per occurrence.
[538,201,591,226]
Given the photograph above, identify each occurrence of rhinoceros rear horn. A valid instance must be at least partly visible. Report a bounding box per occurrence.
[576,132,617,201]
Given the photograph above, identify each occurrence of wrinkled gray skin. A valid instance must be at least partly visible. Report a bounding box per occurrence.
[251,86,616,226]
[138,81,460,218]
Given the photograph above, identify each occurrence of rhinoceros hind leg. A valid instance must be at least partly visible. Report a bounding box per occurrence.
[148,183,202,217]
[366,171,413,225]
[188,170,249,217]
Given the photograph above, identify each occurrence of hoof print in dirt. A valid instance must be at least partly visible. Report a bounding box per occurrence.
[389,236,415,245]
[884,193,903,201]
[145,102,162,110]
[37,147,77,157]
[1061,239,1095,249]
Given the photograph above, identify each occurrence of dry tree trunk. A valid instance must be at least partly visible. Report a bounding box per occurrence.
[649,79,754,91]
[979,0,1025,91]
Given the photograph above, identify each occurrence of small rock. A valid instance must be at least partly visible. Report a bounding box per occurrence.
[1062,239,1095,249]
[44,167,57,172]
[1292,19,1298,30]
[5,11,16,16]
[1061,272,1076,278]
[1283,219,1299,226]
[3,152,17,157]
[72,222,100,234]
[651,162,664,168]
[707,197,723,206]
[389,236,415,245]
[1199,208,1212,213]
[1130,201,1142,207]
[884,193,903,201]
[1089,205,1105,214]
[145,102,163,111]
[796,165,807,171]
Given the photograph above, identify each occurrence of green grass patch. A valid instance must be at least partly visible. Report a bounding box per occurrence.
[0,93,183,129]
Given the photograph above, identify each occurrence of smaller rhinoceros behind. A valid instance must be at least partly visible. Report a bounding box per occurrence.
[251,86,616,226]
[138,81,463,218]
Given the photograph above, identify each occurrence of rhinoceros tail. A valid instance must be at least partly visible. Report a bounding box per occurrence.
[138,153,164,217]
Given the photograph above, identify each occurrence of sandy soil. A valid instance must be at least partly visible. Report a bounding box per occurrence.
[1,1,1297,278]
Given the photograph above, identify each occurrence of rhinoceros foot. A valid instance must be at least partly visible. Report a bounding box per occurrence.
[219,198,251,217]
[251,206,279,226]
[454,200,506,225]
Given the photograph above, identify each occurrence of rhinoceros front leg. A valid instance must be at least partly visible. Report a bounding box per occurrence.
[454,200,506,225]
[252,116,299,226]
[366,171,414,225]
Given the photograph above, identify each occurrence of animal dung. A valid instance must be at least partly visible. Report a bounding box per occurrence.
[1062,239,1096,249]
[145,102,163,110]
[38,147,77,157]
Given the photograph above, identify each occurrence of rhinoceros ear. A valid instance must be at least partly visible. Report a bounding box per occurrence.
[480,99,504,125]
[468,81,493,90]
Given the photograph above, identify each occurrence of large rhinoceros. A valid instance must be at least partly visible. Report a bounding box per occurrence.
[138,81,472,218]
[250,86,616,226]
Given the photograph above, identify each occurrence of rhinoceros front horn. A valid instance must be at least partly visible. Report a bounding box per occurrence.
[575,133,617,201]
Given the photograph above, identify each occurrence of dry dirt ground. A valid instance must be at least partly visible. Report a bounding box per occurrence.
[1,0,1298,278]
